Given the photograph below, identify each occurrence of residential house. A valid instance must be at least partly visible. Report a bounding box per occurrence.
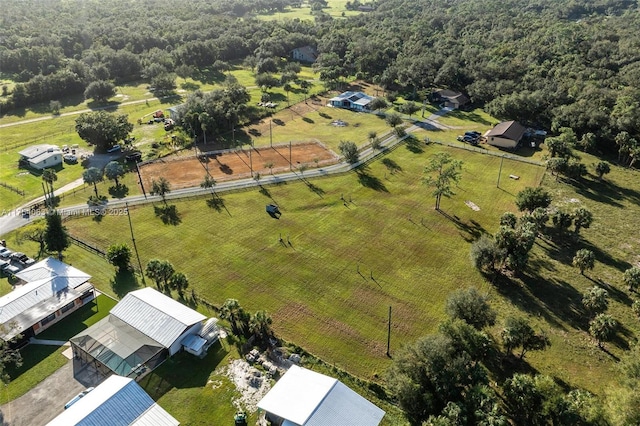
[290,46,318,63]
[46,375,179,426]
[70,287,207,379]
[329,91,374,111]
[0,258,94,344]
[258,365,385,426]
[18,144,62,170]
[432,89,470,109]
[484,120,526,149]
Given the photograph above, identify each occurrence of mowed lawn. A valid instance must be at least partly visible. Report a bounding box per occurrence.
[60,143,545,380]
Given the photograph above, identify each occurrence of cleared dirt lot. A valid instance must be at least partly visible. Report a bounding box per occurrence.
[140,141,338,189]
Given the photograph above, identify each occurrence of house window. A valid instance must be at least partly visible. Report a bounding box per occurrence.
[41,313,56,326]
[61,301,75,313]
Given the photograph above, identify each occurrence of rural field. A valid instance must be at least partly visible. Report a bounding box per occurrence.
[52,141,547,381]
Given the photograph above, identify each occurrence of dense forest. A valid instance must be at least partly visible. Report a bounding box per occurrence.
[2,0,640,156]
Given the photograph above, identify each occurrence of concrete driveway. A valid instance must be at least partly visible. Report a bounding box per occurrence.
[0,358,107,426]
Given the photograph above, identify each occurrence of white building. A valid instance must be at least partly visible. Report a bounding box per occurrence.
[329,91,374,112]
[46,375,179,426]
[0,258,94,342]
[18,144,62,169]
[258,365,385,426]
[484,121,526,149]
[70,288,206,379]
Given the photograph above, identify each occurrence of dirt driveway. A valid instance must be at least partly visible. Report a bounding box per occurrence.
[0,358,106,426]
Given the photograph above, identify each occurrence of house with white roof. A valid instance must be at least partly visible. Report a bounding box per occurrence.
[0,257,94,343]
[258,365,385,426]
[329,91,374,112]
[18,144,63,169]
[70,287,207,379]
[46,374,179,426]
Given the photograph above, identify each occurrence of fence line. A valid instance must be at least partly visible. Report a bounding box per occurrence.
[0,181,25,196]
[68,234,106,258]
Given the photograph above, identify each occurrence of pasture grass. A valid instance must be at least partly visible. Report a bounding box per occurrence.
[257,0,360,21]
[59,143,545,382]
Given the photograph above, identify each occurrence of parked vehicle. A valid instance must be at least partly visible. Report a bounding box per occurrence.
[107,145,121,153]
[1,263,20,275]
[125,152,142,162]
[63,154,78,163]
[0,247,13,259]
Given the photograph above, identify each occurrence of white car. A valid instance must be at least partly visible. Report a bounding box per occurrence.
[63,154,77,163]
[107,145,121,153]
[0,247,12,259]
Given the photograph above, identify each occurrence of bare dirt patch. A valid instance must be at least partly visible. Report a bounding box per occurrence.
[140,141,338,189]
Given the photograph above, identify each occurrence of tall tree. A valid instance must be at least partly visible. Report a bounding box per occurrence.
[83,167,104,198]
[144,259,174,290]
[515,187,552,213]
[573,249,595,275]
[385,112,403,129]
[220,298,249,336]
[445,287,496,330]
[44,210,69,259]
[594,161,611,180]
[16,220,48,256]
[84,80,116,102]
[582,287,609,317]
[104,161,125,187]
[623,266,640,292]
[501,316,550,359]
[106,243,132,272]
[589,314,617,349]
[0,328,22,385]
[42,168,57,207]
[151,177,171,204]
[75,111,133,151]
[250,310,274,346]
[572,207,593,235]
[338,140,359,164]
[423,153,463,211]
[169,271,189,298]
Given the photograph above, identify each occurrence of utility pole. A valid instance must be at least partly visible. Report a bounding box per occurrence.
[386,305,392,357]
[135,160,147,199]
[249,147,253,177]
[496,156,504,188]
[269,119,273,147]
[289,141,292,170]
[126,202,145,286]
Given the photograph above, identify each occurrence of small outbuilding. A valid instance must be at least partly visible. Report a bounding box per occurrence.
[290,46,318,63]
[329,91,374,111]
[46,375,179,426]
[484,120,526,149]
[70,288,207,379]
[258,365,385,426]
[18,144,62,170]
[0,258,94,344]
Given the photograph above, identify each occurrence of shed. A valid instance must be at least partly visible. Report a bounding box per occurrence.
[18,144,63,170]
[46,375,179,426]
[290,46,318,63]
[258,365,385,426]
[1,258,94,342]
[484,121,526,149]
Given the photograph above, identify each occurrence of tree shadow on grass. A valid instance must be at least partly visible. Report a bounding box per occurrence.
[305,181,325,197]
[381,158,403,174]
[356,170,388,192]
[108,184,129,198]
[593,277,632,306]
[109,269,141,298]
[404,136,424,153]
[438,210,485,242]
[139,343,228,398]
[206,196,230,215]
[154,204,181,225]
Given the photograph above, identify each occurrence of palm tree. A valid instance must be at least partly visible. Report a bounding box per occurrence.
[250,310,274,346]
[169,272,189,298]
[151,177,171,204]
[104,161,125,187]
[83,167,104,198]
[200,174,217,198]
[42,169,57,206]
[220,299,248,336]
[145,259,175,290]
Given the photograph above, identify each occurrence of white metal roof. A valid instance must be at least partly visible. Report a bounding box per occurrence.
[110,288,205,348]
[15,257,91,288]
[258,365,385,426]
[46,375,179,426]
[18,144,61,160]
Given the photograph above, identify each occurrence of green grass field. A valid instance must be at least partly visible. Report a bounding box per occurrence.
[257,0,360,21]
[52,143,545,382]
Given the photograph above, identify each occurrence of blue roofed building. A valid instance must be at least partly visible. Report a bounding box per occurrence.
[328,91,374,112]
[46,375,179,426]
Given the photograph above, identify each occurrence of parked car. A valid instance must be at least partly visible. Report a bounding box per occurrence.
[125,152,142,162]
[465,131,481,137]
[1,263,20,275]
[63,154,78,163]
[0,247,13,259]
[107,145,121,153]
[10,252,29,262]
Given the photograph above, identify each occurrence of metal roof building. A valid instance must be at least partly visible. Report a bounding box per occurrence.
[46,375,179,426]
[0,258,94,341]
[70,288,206,379]
[258,365,385,426]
